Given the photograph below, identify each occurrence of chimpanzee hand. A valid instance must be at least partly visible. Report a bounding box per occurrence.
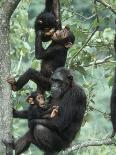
[7,77,16,91]
[12,108,17,116]
[7,77,16,84]
[50,106,59,118]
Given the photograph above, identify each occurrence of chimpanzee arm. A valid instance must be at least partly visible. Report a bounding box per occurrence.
[30,105,76,132]
[52,0,62,29]
[45,0,53,12]
[35,31,44,59]
[13,109,28,119]
[39,108,54,119]
[35,31,63,59]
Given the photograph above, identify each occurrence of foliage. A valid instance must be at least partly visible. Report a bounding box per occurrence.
[10,0,116,154]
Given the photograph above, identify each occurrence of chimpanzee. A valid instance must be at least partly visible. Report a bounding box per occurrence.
[3,91,59,155]
[13,91,59,130]
[10,67,86,155]
[7,27,75,94]
[35,0,61,42]
[110,33,116,137]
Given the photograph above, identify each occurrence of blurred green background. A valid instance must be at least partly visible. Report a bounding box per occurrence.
[10,0,116,154]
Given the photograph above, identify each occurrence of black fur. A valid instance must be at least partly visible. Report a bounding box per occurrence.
[27,68,86,154]
[10,68,86,155]
[35,0,59,41]
[110,33,116,137]
[10,29,75,94]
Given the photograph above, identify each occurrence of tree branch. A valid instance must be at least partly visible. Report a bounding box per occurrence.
[62,8,96,21]
[64,138,115,153]
[69,0,100,67]
[3,0,21,19]
[82,55,112,67]
[69,25,99,66]
[96,0,116,14]
[88,105,110,118]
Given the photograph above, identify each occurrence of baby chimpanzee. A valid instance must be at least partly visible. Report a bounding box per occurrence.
[4,91,59,154]
[13,91,59,129]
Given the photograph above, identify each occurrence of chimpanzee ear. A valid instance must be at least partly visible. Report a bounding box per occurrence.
[64,42,73,48]
[26,96,34,104]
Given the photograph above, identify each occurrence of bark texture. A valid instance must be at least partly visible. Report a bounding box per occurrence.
[0,0,21,154]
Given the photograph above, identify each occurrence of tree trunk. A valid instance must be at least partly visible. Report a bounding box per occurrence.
[0,0,21,154]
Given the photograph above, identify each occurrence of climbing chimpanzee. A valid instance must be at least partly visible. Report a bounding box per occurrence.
[110,34,116,137]
[7,27,75,94]
[35,0,61,42]
[10,67,86,155]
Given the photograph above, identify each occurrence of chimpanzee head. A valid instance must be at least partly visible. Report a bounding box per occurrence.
[51,67,73,98]
[35,12,58,42]
[26,91,45,108]
[51,26,75,48]
[35,12,57,32]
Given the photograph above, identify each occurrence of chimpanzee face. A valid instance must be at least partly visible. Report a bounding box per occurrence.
[51,70,72,98]
[35,12,57,31]
[27,93,45,108]
[35,93,45,108]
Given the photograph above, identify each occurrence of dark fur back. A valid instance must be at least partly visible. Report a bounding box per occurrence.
[64,83,86,122]
[111,33,116,133]
[57,81,87,143]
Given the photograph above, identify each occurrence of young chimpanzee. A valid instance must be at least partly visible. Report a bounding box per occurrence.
[7,26,75,94]
[13,91,59,130]
[110,33,116,137]
[35,0,61,42]
[5,91,59,154]
[9,67,86,155]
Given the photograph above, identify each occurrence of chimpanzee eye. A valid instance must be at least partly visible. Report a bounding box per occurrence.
[38,20,43,24]
[57,80,63,85]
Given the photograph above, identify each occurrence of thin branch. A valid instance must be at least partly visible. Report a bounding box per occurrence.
[69,26,99,66]
[16,50,23,75]
[94,0,100,24]
[3,0,21,20]
[64,138,115,153]
[82,55,112,67]
[69,0,100,66]
[88,105,110,118]
[96,0,116,14]
[62,8,96,21]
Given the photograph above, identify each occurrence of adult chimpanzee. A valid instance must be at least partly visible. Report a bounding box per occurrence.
[35,0,61,42]
[7,27,75,94]
[110,33,116,137]
[10,67,86,155]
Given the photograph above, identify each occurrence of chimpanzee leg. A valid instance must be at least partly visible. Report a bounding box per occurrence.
[15,131,32,155]
[14,68,50,91]
[33,125,64,153]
